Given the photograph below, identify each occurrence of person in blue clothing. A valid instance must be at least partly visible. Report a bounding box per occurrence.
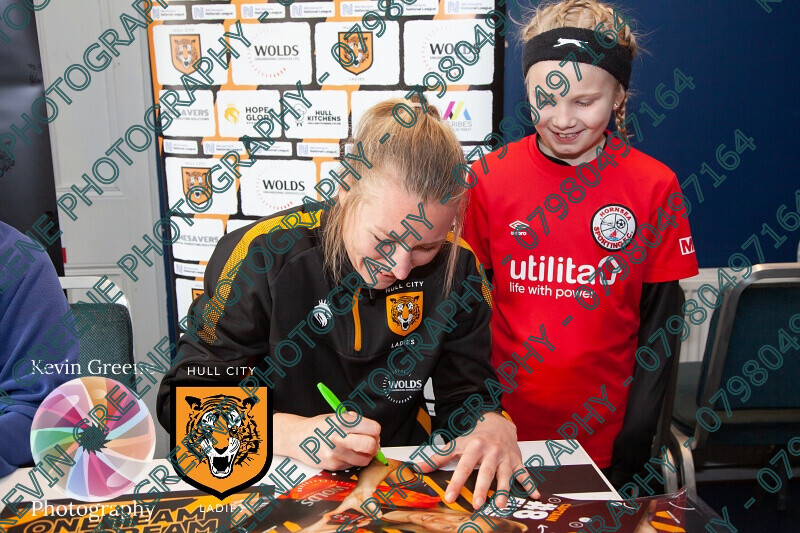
[0,221,79,477]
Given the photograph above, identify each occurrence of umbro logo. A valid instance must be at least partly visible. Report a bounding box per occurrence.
[509,220,529,236]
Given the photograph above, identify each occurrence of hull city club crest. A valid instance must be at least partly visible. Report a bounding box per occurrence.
[182,167,212,207]
[171,383,272,499]
[591,204,637,251]
[386,291,422,336]
[170,34,201,75]
[337,31,373,75]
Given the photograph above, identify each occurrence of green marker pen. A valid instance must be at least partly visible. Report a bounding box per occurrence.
[317,382,388,466]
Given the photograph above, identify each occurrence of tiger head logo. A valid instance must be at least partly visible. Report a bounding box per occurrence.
[184,394,260,479]
[172,384,271,499]
[386,291,422,336]
[170,34,201,75]
[181,167,212,207]
[337,31,373,75]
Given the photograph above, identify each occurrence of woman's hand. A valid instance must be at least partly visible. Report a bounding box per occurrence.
[348,457,402,505]
[416,412,539,509]
[274,412,382,471]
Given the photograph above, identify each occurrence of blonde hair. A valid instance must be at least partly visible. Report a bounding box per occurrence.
[521,0,638,137]
[321,98,468,293]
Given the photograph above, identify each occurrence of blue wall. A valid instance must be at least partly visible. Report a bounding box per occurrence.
[503,0,800,268]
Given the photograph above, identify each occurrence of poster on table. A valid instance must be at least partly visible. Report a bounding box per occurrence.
[0,461,722,532]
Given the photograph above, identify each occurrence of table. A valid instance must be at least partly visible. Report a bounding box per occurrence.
[3,441,735,533]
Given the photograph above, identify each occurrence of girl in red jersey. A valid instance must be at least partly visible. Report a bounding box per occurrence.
[463,0,699,487]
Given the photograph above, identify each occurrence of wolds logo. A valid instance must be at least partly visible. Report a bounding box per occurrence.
[171,383,272,499]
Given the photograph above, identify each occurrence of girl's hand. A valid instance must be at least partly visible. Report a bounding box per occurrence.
[274,412,382,471]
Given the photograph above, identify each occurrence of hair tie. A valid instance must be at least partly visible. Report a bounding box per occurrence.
[522,27,632,89]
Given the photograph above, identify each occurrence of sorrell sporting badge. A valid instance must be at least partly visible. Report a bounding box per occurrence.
[171,383,272,499]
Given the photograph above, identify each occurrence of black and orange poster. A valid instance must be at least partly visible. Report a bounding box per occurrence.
[260,463,720,532]
[0,462,723,532]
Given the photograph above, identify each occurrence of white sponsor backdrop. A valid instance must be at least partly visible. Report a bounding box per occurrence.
[146,0,503,330]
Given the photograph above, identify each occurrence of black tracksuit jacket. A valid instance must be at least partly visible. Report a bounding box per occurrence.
[156,206,500,447]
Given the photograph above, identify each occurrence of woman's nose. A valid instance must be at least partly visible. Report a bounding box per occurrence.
[391,250,413,280]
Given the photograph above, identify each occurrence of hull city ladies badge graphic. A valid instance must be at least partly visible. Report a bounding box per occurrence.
[591,204,637,251]
[182,167,213,207]
[386,291,422,336]
[170,34,202,75]
[171,384,272,499]
[337,32,373,75]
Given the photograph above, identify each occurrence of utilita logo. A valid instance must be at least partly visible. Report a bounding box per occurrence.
[509,255,625,285]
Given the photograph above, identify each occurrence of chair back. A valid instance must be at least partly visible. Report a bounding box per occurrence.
[59,277,136,391]
[693,263,800,448]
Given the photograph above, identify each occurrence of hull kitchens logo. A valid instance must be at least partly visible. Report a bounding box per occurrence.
[591,204,637,251]
[305,109,343,126]
[171,383,272,499]
[291,103,309,127]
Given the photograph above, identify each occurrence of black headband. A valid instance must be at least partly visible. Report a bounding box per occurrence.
[522,27,632,89]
